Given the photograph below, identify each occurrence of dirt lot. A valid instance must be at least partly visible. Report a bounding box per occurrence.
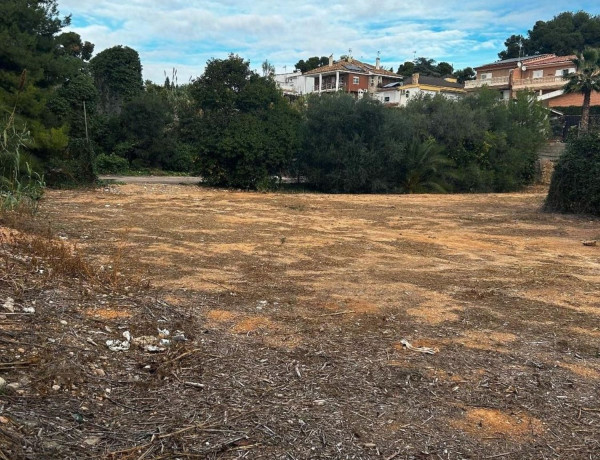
[1,183,599,459]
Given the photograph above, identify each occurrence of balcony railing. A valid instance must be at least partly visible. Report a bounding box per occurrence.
[512,75,568,89]
[314,82,346,91]
[464,76,510,89]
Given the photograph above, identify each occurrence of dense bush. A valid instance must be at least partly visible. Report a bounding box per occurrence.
[185,55,300,188]
[545,132,600,216]
[297,89,548,193]
[95,153,129,174]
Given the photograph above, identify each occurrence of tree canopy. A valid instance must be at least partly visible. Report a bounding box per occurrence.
[397,58,454,77]
[499,11,600,59]
[89,46,143,115]
[294,56,329,73]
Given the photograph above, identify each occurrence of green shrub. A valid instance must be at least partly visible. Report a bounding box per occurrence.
[545,132,600,216]
[95,153,130,174]
[1,120,45,212]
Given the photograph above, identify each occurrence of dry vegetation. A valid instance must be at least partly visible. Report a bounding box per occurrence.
[1,183,599,459]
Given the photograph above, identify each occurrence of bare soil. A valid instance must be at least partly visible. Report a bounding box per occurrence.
[1,183,599,459]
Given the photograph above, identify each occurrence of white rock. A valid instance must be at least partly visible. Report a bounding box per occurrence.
[60,320,68,325]
[2,298,14,312]
[22,307,35,314]
[0,377,6,391]
[52,384,61,391]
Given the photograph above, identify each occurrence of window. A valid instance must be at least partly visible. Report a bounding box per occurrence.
[558,68,576,77]
[532,70,543,79]
[353,76,360,84]
[480,72,492,80]
[384,96,390,102]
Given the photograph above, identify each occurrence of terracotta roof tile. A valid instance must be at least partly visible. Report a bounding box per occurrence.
[475,54,554,70]
[304,59,401,78]
[526,55,576,67]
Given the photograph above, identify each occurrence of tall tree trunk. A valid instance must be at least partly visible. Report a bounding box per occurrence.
[581,90,591,133]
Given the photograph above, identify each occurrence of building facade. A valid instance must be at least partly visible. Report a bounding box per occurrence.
[373,73,465,106]
[303,55,403,98]
[464,54,600,108]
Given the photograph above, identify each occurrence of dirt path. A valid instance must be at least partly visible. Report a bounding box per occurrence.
[99,175,202,184]
[2,184,599,459]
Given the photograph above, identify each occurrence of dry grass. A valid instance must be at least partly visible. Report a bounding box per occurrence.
[1,184,599,459]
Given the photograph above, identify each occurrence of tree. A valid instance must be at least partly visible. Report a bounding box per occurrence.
[294,56,329,73]
[563,48,600,133]
[498,34,527,60]
[499,12,600,58]
[397,58,453,78]
[0,0,96,183]
[397,61,415,76]
[56,31,94,60]
[261,59,275,78]
[299,92,386,192]
[89,46,143,115]
[436,62,454,77]
[188,54,300,188]
[453,67,476,84]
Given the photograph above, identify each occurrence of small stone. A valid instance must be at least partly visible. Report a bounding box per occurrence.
[2,297,15,312]
[17,348,25,354]
[59,320,68,325]
[6,382,20,392]
[22,306,35,314]
[52,384,61,391]
[93,368,106,377]
[83,436,101,446]
[0,416,9,424]
[0,377,6,391]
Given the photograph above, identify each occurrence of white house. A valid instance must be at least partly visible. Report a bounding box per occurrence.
[373,73,465,106]
[273,70,315,97]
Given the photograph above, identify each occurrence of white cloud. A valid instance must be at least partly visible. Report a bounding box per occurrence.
[57,0,600,82]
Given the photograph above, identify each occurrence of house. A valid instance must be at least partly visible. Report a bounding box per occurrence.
[373,73,465,106]
[303,55,403,97]
[273,70,314,97]
[465,54,600,108]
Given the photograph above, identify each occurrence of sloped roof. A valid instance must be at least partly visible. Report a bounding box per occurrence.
[474,54,554,70]
[526,55,576,68]
[404,75,464,89]
[304,59,401,78]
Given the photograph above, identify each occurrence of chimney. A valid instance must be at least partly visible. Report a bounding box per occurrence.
[413,72,419,85]
[329,54,333,66]
[376,56,381,70]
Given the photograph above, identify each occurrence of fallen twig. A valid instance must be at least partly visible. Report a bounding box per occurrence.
[400,339,437,355]
[317,310,355,317]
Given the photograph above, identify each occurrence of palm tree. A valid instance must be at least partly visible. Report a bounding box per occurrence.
[563,48,600,133]
[397,140,455,194]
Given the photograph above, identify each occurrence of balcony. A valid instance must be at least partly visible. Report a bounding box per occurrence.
[512,75,568,90]
[313,82,346,92]
[464,76,510,89]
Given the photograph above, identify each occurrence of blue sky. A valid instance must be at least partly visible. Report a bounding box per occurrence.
[57,0,600,83]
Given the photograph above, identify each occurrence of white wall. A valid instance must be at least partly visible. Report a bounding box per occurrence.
[274,72,315,95]
[374,87,464,106]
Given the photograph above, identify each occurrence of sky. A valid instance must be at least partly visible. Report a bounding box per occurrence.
[57,0,600,83]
